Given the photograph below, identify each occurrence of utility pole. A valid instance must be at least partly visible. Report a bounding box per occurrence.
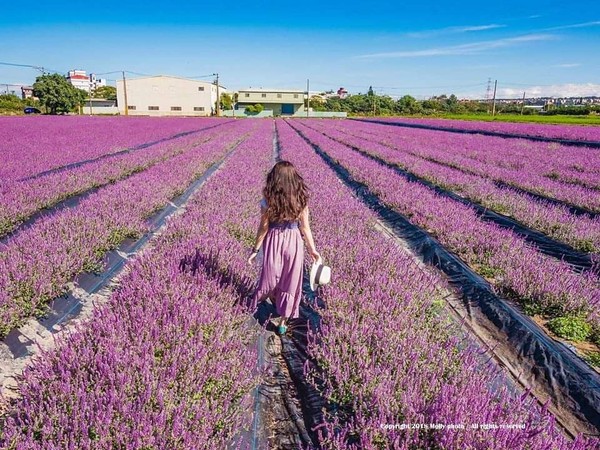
[215,73,220,117]
[306,79,310,118]
[122,71,129,116]
[485,77,492,113]
[491,79,498,116]
[89,85,93,116]
[372,89,377,116]
[520,91,526,115]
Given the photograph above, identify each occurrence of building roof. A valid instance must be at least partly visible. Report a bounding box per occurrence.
[121,74,225,89]
[238,88,305,94]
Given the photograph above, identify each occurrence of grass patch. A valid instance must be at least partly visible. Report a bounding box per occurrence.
[583,351,600,368]
[547,315,592,342]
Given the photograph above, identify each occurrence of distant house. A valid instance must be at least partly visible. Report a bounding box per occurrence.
[21,86,34,100]
[235,88,306,116]
[66,70,107,93]
[67,70,91,92]
[337,87,348,99]
[116,75,225,117]
[90,73,107,91]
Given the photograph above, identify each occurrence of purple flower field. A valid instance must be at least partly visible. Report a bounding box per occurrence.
[0,116,598,448]
[369,116,600,143]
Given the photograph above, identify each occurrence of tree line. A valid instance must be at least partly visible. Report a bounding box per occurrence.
[309,86,600,116]
[0,73,117,115]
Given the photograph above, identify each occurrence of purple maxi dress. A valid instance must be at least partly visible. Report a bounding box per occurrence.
[252,198,304,319]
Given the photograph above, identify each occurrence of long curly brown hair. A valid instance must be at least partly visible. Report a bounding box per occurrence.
[263,161,309,223]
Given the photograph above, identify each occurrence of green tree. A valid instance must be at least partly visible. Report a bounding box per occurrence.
[422,98,443,113]
[92,85,117,100]
[396,95,422,114]
[309,97,327,111]
[367,86,374,97]
[32,73,87,114]
[245,103,264,114]
[220,92,233,110]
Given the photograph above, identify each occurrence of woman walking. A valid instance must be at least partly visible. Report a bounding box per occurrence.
[248,160,320,335]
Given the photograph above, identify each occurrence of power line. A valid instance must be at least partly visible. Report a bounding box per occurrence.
[0,61,67,74]
[124,70,153,77]
[187,73,219,79]
[0,61,44,71]
[93,70,124,76]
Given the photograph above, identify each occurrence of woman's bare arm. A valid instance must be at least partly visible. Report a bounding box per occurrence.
[248,202,269,265]
[299,206,320,262]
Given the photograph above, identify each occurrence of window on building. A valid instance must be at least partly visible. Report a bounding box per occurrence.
[194,107,205,111]
[198,86,205,91]
[277,93,282,98]
[148,106,159,110]
[294,94,299,98]
[245,93,250,97]
[127,105,136,110]
[171,106,182,111]
[261,93,267,98]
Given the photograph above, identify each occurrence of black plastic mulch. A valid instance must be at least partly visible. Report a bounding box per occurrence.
[288,122,600,438]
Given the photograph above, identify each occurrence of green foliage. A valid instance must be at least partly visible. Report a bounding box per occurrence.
[396,95,422,114]
[0,94,43,114]
[0,94,23,112]
[245,103,264,114]
[591,327,600,346]
[310,89,600,121]
[545,105,597,115]
[92,85,117,100]
[583,351,600,368]
[220,92,233,110]
[33,73,88,114]
[547,316,592,342]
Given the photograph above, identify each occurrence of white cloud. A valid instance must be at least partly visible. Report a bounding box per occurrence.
[356,34,555,58]
[552,63,581,68]
[406,24,504,38]
[542,21,600,31]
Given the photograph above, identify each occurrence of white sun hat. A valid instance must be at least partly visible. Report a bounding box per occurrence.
[310,257,331,291]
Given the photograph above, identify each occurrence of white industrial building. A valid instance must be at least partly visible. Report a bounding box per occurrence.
[116,75,225,116]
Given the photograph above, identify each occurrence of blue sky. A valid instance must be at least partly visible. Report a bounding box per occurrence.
[1,0,598,99]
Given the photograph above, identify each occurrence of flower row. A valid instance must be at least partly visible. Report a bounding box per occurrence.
[0,121,275,448]
[289,121,600,331]
[303,119,600,253]
[0,120,255,337]
[277,120,591,449]
[369,116,600,144]
[356,120,600,210]
[0,121,240,238]
[0,116,230,183]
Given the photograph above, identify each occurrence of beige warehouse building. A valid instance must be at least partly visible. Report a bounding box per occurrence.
[116,75,226,116]
[236,88,306,116]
